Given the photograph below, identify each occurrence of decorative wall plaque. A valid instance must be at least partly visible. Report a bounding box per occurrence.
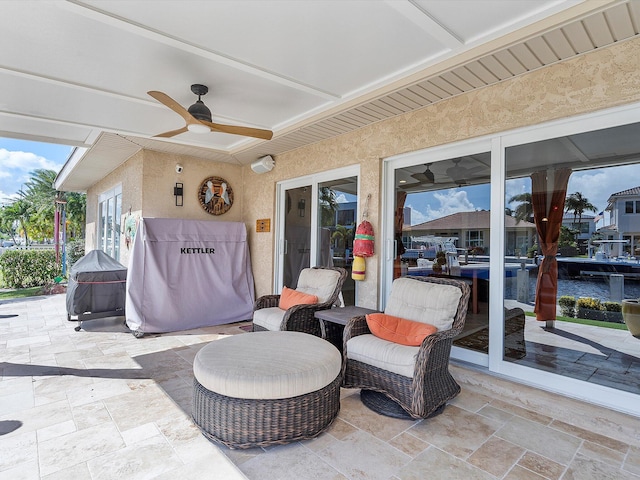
[197,176,233,215]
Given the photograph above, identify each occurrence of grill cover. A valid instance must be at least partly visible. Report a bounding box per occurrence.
[66,249,127,316]
[125,218,255,333]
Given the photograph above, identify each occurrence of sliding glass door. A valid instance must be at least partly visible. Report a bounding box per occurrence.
[276,166,359,305]
[382,103,640,416]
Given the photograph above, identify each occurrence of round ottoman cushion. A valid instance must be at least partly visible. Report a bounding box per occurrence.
[193,331,342,399]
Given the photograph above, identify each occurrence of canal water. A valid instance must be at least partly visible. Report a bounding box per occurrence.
[505,276,640,304]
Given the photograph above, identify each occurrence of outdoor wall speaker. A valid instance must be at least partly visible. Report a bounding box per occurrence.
[251,155,275,174]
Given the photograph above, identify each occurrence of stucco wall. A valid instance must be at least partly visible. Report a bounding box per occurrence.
[139,150,243,221]
[85,149,243,267]
[86,150,143,267]
[242,37,640,305]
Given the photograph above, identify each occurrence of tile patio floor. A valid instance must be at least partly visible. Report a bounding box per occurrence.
[1,293,640,479]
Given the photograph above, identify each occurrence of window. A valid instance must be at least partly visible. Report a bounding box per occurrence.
[98,185,122,260]
[466,230,484,247]
[626,201,634,213]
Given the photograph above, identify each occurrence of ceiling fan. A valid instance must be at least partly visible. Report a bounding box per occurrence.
[445,158,488,185]
[148,84,273,140]
[411,163,435,185]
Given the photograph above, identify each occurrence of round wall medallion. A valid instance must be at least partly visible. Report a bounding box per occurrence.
[197,176,234,215]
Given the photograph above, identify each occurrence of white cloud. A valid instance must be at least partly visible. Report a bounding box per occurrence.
[567,165,639,213]
[409,189,475,224]
[0,148,60,171]
[335,193,348,203]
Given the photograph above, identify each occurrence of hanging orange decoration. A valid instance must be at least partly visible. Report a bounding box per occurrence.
[353,220,374,257]
[352,194,373,281]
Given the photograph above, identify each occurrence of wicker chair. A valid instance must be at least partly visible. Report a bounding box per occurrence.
[252,266,347,336]
[342,276,470,419]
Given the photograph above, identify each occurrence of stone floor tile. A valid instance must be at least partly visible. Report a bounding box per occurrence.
[408,405,503,459]
[317,429,412,480]
[0,430,37,473]
[86,435,184,480]
[101,382,181,431]
[488,399,553,425]
[563,452,640,479]
[240,441,345,480]
[36,419,76,443]
[396,447,495,480]
[550,419,629,452]
[153,455,249,480]
[333,393,417,442]
[0,459,39,480]
[517,451,566,480]
[467,435,525,477]
[504,464,548,479]
[38,422,125,476]
[495,416,582,465]
[40,462,91,480]
[624,445,640,476]
[388,431,430,458]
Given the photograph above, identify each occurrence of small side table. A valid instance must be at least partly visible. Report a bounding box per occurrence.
[315,305,379,352]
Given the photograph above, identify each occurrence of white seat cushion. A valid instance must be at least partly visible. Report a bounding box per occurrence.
[193,331,341,399]
[346,334,418,378]
[296,268,340,304]
[385,277,462,331]
[252,306,286,331]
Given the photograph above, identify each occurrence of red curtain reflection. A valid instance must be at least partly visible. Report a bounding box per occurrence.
[394,191,407,279]
[531,168,571,321]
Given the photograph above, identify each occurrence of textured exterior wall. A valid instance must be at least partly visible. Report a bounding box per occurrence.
[85,150,143,267]
[85,150,243,267]
[139,150,243,222]
[242,37,640,305]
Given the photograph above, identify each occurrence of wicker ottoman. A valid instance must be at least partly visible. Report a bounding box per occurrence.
[192,330,342,449]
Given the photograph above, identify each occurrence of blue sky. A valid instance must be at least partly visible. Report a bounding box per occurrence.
[0,138,73,205]
[406,164,640,225]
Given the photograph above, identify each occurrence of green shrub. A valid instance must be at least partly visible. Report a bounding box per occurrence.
[66,240,85,270]
[0,250,60,288]
[603,301,622,312]
[527,244,538,258]
[576,297,603,310]
[558,295,576,317]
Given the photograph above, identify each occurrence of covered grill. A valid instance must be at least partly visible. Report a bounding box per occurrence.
[66,249,127,331]
[125,218,255,337]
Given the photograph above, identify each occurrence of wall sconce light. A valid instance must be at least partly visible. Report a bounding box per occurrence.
[298,198,305,217]
[174,182,184,206]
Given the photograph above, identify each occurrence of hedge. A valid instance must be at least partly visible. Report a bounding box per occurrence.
[0,250,61,288]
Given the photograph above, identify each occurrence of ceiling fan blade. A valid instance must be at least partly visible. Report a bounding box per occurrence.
[148,91,200,127]
[153,126,189,138]
[203,121,273,140]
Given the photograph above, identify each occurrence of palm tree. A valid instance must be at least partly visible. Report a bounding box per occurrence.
[508,192,533,224]
[564,192,597,227]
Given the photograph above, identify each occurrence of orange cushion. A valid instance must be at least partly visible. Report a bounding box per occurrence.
[279,286,319,310]
[365,313,437,346]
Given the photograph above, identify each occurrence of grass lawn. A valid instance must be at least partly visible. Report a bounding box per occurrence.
[525,311,629,330]
[0,286,43,300]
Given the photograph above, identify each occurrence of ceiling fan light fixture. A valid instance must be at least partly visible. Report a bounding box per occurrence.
[187,123,211,134]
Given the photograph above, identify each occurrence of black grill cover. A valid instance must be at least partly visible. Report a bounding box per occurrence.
[66,250,127,316]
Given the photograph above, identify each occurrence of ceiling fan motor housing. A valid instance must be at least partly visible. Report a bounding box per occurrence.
[188,100,212,122]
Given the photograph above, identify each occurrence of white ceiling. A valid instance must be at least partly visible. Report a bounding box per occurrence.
[0,0,637,192]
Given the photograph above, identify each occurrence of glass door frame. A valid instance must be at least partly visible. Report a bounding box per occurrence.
[381,101,640,417]
[274,164,361,294]
[382,137,494,367]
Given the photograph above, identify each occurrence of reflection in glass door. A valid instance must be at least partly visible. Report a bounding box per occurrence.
[282,185,312,289]
[276,166,360,304]
[318,176,358,306]
[392,153,492,358]
[503,121,640,395]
